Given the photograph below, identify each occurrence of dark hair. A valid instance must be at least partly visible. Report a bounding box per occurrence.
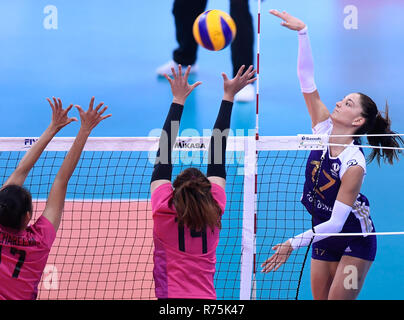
[171,168,222,232]
[0,185,33,230]
[356,93,404,165]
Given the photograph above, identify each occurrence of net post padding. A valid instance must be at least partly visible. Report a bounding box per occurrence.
[240,136,256,299]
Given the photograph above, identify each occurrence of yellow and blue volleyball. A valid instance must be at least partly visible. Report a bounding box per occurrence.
[192,9,237,51]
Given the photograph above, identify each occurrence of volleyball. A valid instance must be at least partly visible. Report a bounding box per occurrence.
[192,9,237,51]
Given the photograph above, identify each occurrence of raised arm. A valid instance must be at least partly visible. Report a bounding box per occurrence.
[207,65,257,189]
[41,97,111,231]
[270,9,330,128]
[2,98,77,189]
[150,65,202,194]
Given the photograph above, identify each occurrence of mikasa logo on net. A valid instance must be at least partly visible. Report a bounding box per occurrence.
[174,140,206,149]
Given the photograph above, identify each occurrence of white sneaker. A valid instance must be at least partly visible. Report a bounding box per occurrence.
[156,60,199,77]
[234,84,255,102]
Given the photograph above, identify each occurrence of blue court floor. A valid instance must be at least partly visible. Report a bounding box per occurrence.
[0,0,404,299]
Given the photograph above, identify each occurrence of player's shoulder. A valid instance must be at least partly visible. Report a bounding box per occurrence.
[312,118,333,135]
[209,182,226,214]
[341,144,366,167]
[27,216,57,248]
[339,144,367,179]
[151,181,175,214]
[150,180,172,195]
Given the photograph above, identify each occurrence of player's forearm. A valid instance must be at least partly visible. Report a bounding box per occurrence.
[297,26,317,94]
[43,128,90,231]
[5,125,60,186]
[45,130,88,224]
[289,200,352,249]
[207,100,233,178]
[53,128,90,184]
[151,103,184,182]
[298,28,330,127]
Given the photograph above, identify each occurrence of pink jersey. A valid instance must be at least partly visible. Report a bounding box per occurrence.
[0,216,56,300]
[151,182,226,299]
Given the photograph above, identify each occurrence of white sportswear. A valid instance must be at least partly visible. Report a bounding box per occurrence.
[297,26,317,93]
[289,200,353,250]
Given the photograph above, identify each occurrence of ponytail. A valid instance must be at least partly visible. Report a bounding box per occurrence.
[172,168,222,232]
[357,94,404,165]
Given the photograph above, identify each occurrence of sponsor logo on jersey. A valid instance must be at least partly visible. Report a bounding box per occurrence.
[347,159,358,167]
[331,162,340,177]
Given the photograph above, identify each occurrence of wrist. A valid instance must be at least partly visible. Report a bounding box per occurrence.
[46,124,62,136]
[285,239,294,250]
[172,97,185,106]
[78,127,92,137]
[223,92,235,102]
[298,25,308,34]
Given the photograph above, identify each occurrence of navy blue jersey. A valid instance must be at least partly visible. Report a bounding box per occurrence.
[301,119,374,234]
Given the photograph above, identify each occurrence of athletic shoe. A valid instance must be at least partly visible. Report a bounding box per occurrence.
[234,84,255,102]
[156,60,199,77]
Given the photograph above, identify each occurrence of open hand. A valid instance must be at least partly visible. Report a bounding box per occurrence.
[261,240,293,273]
[75,97,111,134]
[47,97,78,131]
[164,64,202,105]
[222,65,256,102]
[269,9,306,31]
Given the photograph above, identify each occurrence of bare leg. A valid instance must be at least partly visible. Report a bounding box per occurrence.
[310,258,339,300]
[328,255,372,300]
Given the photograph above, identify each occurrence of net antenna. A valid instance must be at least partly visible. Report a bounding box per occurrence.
[240,0,262,300]
[252,0,262,300]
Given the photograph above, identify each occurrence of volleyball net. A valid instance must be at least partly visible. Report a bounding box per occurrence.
[0,135,400,300]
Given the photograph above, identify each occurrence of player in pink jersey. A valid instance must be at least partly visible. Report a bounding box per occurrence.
[150,64,256,299]
[0,97,111,300]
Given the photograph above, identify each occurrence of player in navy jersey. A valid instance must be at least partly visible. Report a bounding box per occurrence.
[262,10,403,300]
